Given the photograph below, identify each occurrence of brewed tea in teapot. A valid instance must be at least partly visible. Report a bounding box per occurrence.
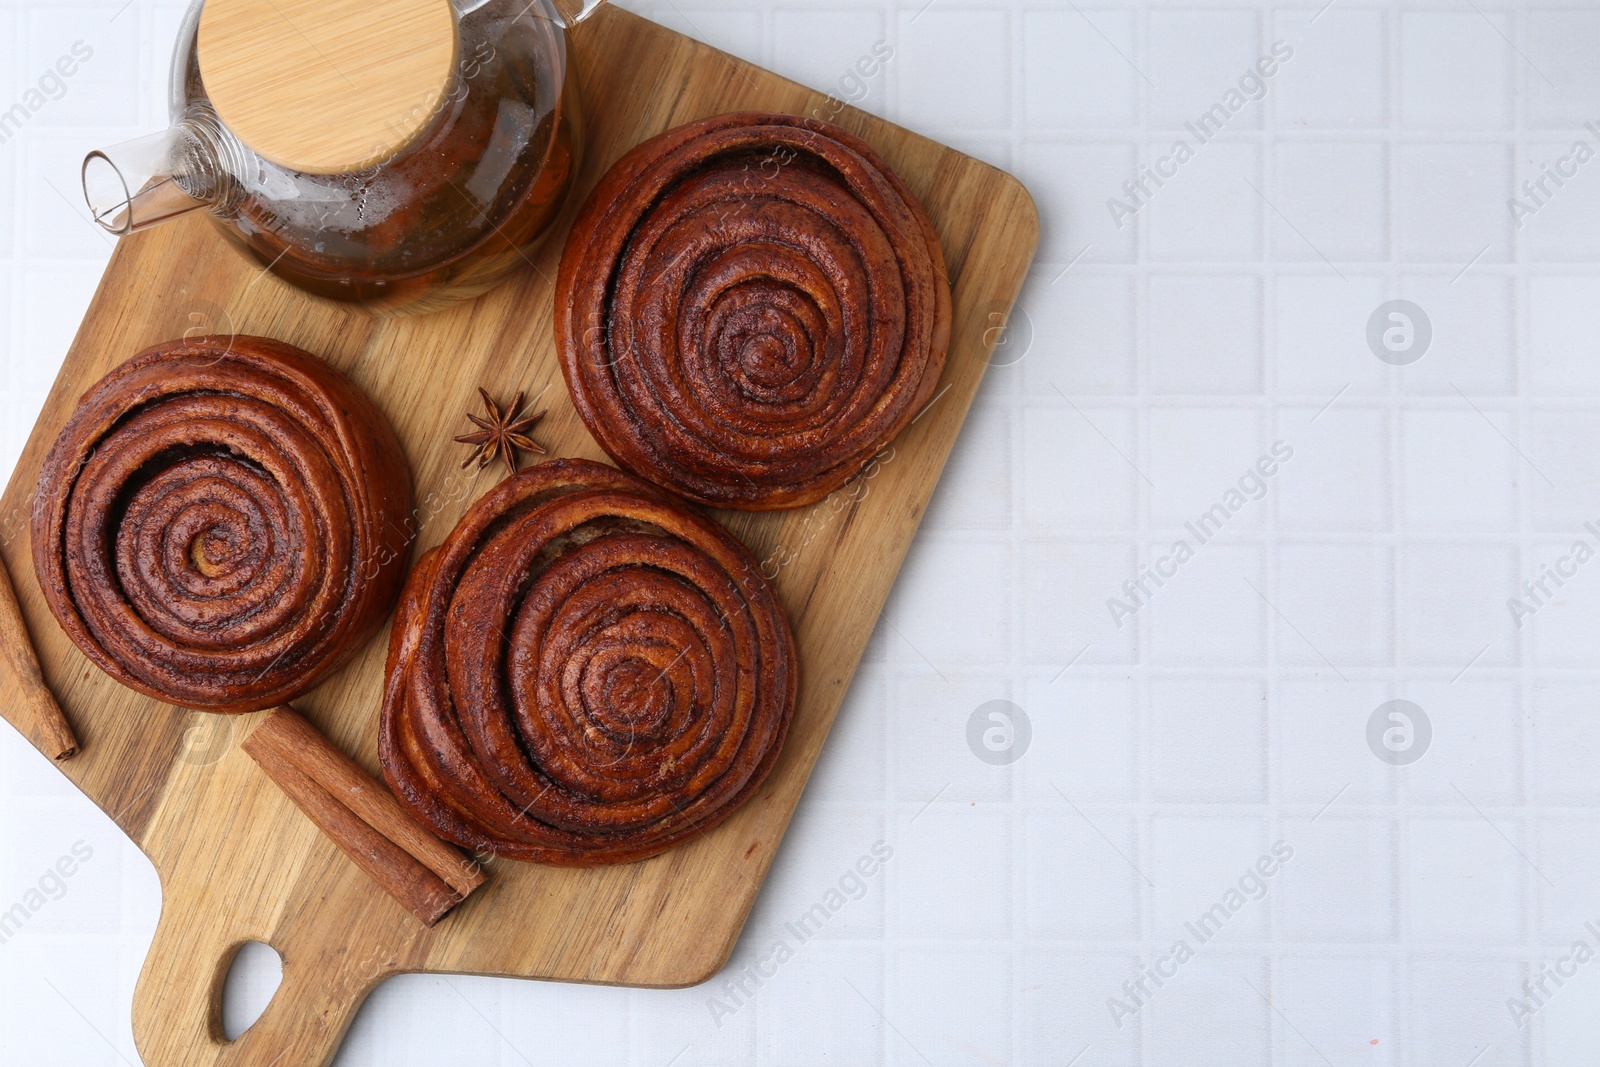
[83,0,605,313]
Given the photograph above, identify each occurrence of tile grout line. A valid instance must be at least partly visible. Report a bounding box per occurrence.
[1257,9,1280,1059]
[1510,8,1537,1066]
[1134,6,1151,1065]
[1007,3,1025,1063]
[1385,7,1414,1059]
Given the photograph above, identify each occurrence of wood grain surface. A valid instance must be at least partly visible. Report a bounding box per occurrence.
[0,8,1038,1065]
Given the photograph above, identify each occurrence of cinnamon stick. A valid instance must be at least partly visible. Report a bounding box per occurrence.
[243,707,487,925]
[0,553,79,761]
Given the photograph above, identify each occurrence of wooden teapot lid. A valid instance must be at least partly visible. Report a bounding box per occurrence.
[198,0,459,174]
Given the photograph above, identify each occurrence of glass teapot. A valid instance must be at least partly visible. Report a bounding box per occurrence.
[83,0,606,313]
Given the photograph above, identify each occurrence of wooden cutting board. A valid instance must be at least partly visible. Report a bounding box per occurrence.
[0,8,1037,1065]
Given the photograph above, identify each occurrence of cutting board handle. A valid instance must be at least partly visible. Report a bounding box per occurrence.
[131,908,384,1066]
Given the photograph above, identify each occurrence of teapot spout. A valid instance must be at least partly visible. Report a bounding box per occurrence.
[83,121,229,236]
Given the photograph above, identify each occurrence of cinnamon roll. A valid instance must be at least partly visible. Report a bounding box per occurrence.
[31,336,413,714]
[556,111,951,510]
[380,458,797,867]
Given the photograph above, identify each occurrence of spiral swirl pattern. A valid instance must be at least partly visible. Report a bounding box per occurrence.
[556,112,951,510]
[380,458,797,867]
[32,337,413,714]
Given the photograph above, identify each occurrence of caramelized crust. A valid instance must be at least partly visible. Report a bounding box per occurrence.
[556,112,952,509]
[31,336,413,713]
[379,458,797,866]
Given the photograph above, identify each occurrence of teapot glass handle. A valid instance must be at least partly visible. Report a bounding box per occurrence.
[552,0,606,26]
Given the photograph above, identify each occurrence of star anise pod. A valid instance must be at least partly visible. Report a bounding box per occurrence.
[455,387,547,478]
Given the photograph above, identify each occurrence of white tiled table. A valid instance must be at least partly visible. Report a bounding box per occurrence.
[5,1,1600,1064]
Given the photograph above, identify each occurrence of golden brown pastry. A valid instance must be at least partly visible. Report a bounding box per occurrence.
[31,336,413,714]
[380,458,797,866]
[556,111,951,510]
